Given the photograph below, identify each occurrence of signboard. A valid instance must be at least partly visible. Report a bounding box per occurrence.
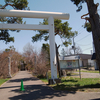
[59,56,81,79]
[60,60,79,69]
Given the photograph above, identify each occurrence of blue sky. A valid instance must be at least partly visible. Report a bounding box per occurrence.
[0,0,100,54]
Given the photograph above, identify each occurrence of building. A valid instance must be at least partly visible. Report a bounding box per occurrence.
[59,54,94,68]
[77,54,93,67]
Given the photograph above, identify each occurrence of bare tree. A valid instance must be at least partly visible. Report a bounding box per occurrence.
[0,52,8,78]
[23,43,34,57]
[23,43,36,71]
[60,48,66,56]
[65,47,73,55]
[0,48,21,78]
[66,46,82,55]
[11,51,22,74]
[75,46,82,54]
[33,49,50,78]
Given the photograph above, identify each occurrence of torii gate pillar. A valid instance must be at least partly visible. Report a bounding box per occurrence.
[48,16,57,80]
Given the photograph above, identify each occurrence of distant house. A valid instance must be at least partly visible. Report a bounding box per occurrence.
[77,54,93,67]
[59,54,94,67]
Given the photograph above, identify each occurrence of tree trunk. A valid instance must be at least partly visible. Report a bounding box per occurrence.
[86,0,100,71]
[55,43,61,77]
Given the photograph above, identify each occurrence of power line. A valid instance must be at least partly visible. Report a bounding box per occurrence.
[74,25,88,38]
[74,33,81,38]
[82,47,92,51]
[77,26,83,31]
[78,28,85,34]
[74,28,84,38]
[75,34,91,42]
[74,30,85,38]
[76,43,91,46]
[77,27,83,33]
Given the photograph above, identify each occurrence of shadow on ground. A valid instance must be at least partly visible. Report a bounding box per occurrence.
[90,98,100,100]
[53,83,100,92]
[8,84,76,100]
[8,77,39,83]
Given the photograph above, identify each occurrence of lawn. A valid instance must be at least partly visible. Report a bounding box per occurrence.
[40,77,100,92]
[0,78,10,86]
[76,69,99,73]
[40,78,48,84]
[80,70,99,73]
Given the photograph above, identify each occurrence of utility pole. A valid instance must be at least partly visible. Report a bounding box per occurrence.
[72,37,75,55]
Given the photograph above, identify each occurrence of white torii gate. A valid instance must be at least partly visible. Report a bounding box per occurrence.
[0,9,69,81]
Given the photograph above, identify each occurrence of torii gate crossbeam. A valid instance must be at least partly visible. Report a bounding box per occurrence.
[0,9,69,84]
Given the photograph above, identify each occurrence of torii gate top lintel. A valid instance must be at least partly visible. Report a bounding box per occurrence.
[0,9,69,20]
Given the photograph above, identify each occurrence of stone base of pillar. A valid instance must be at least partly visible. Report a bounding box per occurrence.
[48,78,61,85]
[7,74,12,78]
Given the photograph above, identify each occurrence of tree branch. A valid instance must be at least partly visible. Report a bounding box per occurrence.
[55,33,58,35]
[1,3,15,9]
[57,45,60,49]
[81,3,99,23]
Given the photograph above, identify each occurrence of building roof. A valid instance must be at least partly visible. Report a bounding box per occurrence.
[59,56,79,60]
[76,54,92,59]
[63,54,92,60]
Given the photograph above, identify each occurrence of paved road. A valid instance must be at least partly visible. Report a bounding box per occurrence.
[0,71,100,100]
[73,72,100,78]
